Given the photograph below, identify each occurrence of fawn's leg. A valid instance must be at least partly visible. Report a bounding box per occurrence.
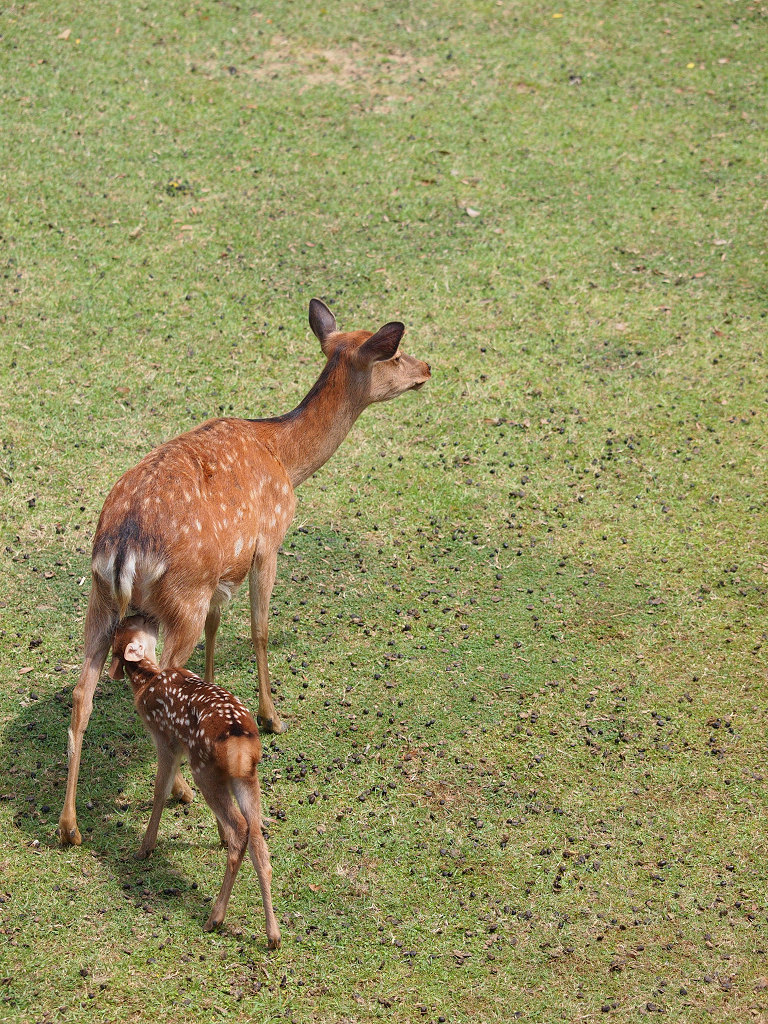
[233,776,281,950]
[248,551,286,734]
[59,581,113,846]
[195,768,249,931]
[136,742,183,859]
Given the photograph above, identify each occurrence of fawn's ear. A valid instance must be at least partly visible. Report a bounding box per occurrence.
[355,322,404,365]
[107,655,124,680]
[123,639,145,663]
[309,298,337,353]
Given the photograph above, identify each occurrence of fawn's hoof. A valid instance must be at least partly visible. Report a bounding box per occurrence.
[268,933,282,951]
[134,848,153,861]
[203,915,222,933]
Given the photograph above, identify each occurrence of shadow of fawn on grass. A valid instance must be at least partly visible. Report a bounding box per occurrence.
[6,524,365,928]
[2,671,217,926]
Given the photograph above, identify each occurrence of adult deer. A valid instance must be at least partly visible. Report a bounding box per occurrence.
[59,298,431,846]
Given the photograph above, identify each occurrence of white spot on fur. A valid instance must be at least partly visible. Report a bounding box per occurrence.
[234,537,243,558]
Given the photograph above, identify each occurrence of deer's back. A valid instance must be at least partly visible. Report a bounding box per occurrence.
[92,419,296,600]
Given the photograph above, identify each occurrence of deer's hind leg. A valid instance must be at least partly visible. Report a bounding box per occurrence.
[156,593,212,804]
[59,578,115,846]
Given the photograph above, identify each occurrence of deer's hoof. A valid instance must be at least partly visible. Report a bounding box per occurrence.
[58,821,82,846]
[267,932,282,951]
[172,781,195,804]
[257,715,287,735]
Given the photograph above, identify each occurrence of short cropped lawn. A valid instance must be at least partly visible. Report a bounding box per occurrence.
[1,2,766,1022]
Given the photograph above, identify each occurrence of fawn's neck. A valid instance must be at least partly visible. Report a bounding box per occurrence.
[124,661,160,699]
[260,357,367,487]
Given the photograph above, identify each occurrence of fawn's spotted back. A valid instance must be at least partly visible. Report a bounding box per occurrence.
[132,666,262,770]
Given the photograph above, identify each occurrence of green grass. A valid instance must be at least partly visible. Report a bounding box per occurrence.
[2,1,767,1021]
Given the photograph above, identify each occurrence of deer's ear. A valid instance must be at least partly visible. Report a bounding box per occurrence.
[123,639,145,663]
[107,655,124,680]
[309,298,337,353]
[355,322,404,365]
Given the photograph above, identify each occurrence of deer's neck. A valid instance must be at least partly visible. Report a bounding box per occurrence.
[262,359,367,487]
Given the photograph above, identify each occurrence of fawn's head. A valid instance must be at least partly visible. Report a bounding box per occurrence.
[308,298,431,405]
[108,615,160,679]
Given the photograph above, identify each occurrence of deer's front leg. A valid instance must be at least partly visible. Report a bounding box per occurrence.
[248,551,286,735]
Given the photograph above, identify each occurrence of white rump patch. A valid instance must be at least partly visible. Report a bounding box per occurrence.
[91,549,115,584]
[135,552,166,591]
[94,547,166,613]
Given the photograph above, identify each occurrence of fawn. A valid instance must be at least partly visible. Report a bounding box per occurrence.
[109,615,281,947]
[60,298,430,845]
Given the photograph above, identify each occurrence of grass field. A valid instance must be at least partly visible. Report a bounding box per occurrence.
[1,1,767,1021]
